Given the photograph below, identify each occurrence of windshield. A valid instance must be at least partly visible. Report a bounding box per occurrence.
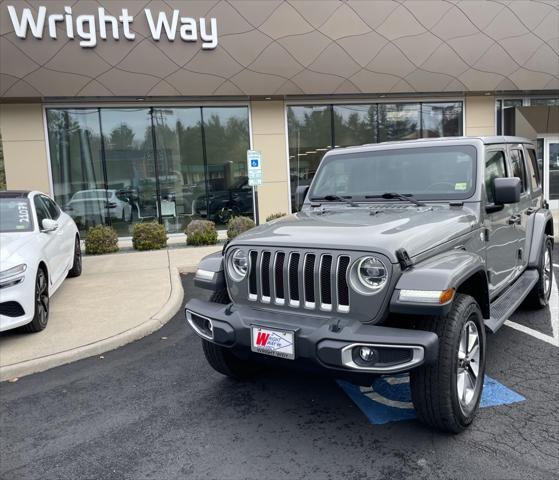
[0,198,34,232]
[309,145,477,201]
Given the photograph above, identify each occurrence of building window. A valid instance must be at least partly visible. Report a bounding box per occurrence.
[0,131,5,190]
[531,98,559,106]
[496,99,523,135]
[287,101,464,211]
[47,106,251,235]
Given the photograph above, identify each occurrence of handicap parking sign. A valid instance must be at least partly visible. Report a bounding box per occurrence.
[338,374,525,425]
[247,150,262,186]
[251,159,259,168]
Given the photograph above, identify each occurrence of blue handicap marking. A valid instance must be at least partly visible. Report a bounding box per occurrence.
[337,374,525,425]
[251,159,259,168]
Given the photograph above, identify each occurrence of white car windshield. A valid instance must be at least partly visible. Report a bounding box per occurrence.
[310,145,477,202]
[0,198,34,232]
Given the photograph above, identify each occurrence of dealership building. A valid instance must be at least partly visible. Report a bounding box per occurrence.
[0,0,558,236]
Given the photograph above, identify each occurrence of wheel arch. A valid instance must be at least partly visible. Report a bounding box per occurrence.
[455,270,490,320]
[527,210,554,267]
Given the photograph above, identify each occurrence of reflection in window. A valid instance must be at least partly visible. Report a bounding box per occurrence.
[531,98,559,106]
[288,105,332,212]
[333,105,376,146]
[378,103,419,142]
[100,108,154,235]
[47,109,106,234]
[47,106,252,235]
[421,102,462,137]
[288,101,463,211]
[202,107,252,226]
[153,107,204,233]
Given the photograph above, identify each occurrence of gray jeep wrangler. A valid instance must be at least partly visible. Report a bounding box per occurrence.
[185,136,554,433]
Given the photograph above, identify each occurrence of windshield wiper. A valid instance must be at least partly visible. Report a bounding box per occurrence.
[310,194,359,207]
[365,192,425,207]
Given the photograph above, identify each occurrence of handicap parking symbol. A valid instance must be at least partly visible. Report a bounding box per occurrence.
[251,159,259,168]
[338,374,525,425]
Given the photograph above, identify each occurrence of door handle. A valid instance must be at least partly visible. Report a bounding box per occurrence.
[525,207,537,215]
[507,215,521,225]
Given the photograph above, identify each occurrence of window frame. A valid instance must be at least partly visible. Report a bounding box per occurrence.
[509,147,529,195]
[33,194,52,228]
[41,195,61,220]
[484,147,508,207]
[525,147,542,193]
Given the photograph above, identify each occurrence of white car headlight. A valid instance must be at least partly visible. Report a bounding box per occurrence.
[229,249,248,281]
[0,263,27,288]
[349,256,387,294]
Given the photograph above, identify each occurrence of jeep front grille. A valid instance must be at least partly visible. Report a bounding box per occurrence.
[247,250,350,313]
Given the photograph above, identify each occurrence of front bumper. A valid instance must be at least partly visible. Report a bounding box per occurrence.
[185,299,438,380]
[0,272,34,332]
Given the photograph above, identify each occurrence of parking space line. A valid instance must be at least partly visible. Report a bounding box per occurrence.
[504,274,559,347]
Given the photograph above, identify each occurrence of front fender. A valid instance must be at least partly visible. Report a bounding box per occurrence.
[194,252,226,291]
[390,250,486,316]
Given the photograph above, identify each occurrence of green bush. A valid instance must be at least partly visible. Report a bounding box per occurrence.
[186,220,218,246]
[85,225,119,255]
[227,216,255,239]
[132,222,167,251]
[266,212,286,222]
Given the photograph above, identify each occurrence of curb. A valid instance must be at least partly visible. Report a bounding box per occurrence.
[0,266,189,382]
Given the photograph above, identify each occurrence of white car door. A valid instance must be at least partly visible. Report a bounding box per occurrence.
[33,195,66,287]
[42,195,75,277]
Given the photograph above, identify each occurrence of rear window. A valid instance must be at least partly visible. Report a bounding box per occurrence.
[0,198,34,232]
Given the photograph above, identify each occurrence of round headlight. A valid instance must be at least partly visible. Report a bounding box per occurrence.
[350,256,388,294]
[230,249,248,280]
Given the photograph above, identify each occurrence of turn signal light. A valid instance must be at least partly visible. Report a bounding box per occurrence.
[439,288,455,304]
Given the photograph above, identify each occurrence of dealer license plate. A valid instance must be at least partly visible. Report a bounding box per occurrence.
[251,326,295,360]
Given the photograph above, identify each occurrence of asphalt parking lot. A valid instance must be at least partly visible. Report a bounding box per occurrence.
[1,253,558,480]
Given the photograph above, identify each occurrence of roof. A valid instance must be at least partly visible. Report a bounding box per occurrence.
[0,190,31,198]
[328,136,535,155]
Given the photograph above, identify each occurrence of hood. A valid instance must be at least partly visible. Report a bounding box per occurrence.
[0,233,36,266]
[232,204,479,263]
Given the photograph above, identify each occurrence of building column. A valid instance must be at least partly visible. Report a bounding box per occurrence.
[250,100,290,223]
[0,104,51,194]
[464,95,495,136]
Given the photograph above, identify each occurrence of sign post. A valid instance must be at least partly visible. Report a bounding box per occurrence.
[247,150,262,225]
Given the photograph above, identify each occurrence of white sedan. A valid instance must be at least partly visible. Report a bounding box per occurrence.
[0,191,81,333]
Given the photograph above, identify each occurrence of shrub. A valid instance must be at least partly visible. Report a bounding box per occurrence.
[266,212,286,222]
[132,222,167,251]
[186,220,218,246]
[85,225,119,255]
[227,216,255,239]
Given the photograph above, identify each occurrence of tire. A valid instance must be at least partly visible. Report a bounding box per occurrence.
[410,294,486,433]
[24,268,49,333]
[524,237,553,309]
[201,339,259,379]
[67,236,82,278]
[210,289,230,304]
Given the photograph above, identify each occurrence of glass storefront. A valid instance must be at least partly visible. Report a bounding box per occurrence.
[47,106,251,235]
[287,101,463,211]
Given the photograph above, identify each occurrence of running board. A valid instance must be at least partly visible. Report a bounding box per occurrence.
[485,269,539,333]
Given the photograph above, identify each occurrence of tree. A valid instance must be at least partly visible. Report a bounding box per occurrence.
[109,124,135,149]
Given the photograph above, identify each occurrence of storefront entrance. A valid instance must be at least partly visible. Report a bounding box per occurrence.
[541,136,559,209]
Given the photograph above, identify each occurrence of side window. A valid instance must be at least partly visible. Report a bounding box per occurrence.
[510,149,527,193]
[485,150,507,204]
[42,196,61,220]
[33,196,51,227]
[526,148,541,190]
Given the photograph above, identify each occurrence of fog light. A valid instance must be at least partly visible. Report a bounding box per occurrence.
[359,346,376,362]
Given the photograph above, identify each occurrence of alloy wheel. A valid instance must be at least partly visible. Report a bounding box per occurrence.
[36,270,49,326]
[543,247,552,296]
[457,319,481,413]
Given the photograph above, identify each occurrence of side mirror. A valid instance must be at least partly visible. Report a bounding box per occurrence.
[493,177,521,205]
[41,219,58,232]
[295,185,309,209]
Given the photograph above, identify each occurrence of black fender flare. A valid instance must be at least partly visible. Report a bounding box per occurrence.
[390,250,489,319]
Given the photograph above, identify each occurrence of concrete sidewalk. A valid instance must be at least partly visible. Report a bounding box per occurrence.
[0,244,221,381]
